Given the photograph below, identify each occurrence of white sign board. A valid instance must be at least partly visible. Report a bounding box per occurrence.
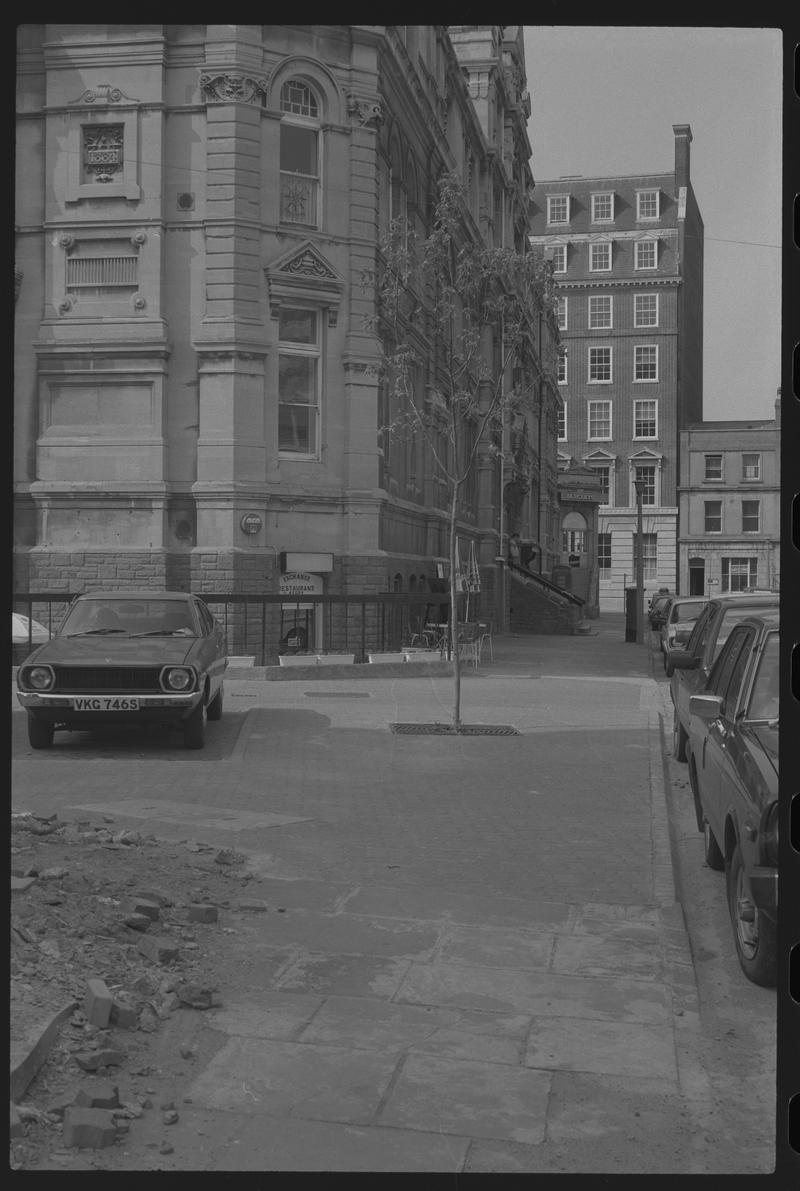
[279,571,323,610]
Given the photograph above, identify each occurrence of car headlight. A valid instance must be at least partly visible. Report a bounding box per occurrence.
[760,801,778,867]
[20,664,55,691]
[160,666,195,692]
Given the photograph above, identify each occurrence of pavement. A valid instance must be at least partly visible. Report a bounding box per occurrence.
[11,614,723,1173]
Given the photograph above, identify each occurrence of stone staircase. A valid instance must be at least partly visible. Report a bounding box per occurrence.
[507,563,585,635]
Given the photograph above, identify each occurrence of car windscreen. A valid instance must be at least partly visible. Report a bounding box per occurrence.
[714,606,774,659]
[670,601,705,623]
[60,599,198,636]
[745,631,779,721]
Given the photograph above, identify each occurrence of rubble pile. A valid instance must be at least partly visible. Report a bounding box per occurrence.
[9,811,257,1170]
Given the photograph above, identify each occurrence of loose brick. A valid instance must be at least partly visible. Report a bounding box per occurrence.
[84,978,113,1028]
[123,897,160,921]
[186,903,218,923]
[74,1048,125,1072]
[123,913,151,932]
[63,1106,118,1149]
[110,997,139,1030]
[236,899,268,913]
[74,1081,120,1109]
[136,935,180,964]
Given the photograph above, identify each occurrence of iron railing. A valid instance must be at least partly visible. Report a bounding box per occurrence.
[12,591,481,666]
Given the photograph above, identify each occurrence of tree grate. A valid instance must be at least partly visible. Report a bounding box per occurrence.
[390,723,519,736]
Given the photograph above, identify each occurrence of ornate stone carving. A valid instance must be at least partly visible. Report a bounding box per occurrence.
[69,83,137,105]
[279,248,338,281]
[83,125,124,183]
[58,296,74,314]
[131,230,147,246]
[347,94,383,127]
[58,233,76,251]
[200,73,267,105]
[132,293,146,310]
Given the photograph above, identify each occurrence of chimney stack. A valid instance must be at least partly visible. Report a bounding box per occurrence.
[673,124,692,187]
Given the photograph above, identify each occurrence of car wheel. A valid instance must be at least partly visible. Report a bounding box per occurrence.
[27,713,54,750]
[726,841,777,986]
[183,697,207,749]
[207,683,223,721]
[672,713,688,762]
[703,819,725,871]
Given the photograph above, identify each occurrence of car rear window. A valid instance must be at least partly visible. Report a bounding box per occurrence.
[670,600,704,623]
[714,606,772,659]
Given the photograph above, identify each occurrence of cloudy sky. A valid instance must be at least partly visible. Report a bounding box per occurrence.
[523,26,783,422]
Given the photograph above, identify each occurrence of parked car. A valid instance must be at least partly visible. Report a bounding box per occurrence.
[16,591,227,751]
[12,612,51,651]
[685,610,778,985]
[667,590,779,761]
[659,597,707,665]
[648,591,674,630]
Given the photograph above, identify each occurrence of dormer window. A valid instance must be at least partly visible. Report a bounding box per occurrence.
[636,189,660,221]
[591,192,614,223]
[547,194,570,225]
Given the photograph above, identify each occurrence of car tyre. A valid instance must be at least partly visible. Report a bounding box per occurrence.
[207,683,224,721]
[703,819,725,871]
[183,697,207,749]
[672,713,688,762]
[726,840,776,986]
[27,713,54,750]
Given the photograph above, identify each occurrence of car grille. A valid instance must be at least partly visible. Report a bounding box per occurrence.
[51,666,164,693]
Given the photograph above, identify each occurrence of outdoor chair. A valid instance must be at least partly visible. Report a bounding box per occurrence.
[477,620,494,662]
[456,622,480,669]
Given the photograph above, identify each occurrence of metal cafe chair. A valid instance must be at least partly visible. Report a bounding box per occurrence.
[477,620,494,662]
[456,622,480,669]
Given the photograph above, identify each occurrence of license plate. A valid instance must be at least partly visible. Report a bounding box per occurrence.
[71,697,140,712]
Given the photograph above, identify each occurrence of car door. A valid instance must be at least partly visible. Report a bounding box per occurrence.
[698,625,756,847]
[673,602,718,734]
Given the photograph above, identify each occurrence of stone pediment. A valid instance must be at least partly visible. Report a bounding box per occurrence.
[265,242,344,324]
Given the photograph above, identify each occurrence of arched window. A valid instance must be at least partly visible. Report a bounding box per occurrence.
[393,573,403,592]
[280,80,320,227]
[409,574,417,592]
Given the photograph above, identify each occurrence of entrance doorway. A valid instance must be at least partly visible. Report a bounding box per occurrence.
[688,557,705,596]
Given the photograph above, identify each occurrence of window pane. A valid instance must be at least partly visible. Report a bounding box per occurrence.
[704,454,723,480]
[552,245,566,272]
[589,295,612,328]
[278,404,315,453]
[634,399,657,437]
[279,308,317,344]
[591,466,610,502]
[598,532,611,570]
[742,453,761,480]
[280,124,317,175]
[634,466,656,505]
[704,500,722,532]
[588,401,611,438]
[280,80,319,118]
[635,345,658,380]
[742,500,760,532]
[634,294,658,326]
[279,354,316,403]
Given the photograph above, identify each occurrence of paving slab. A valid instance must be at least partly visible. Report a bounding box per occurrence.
[551,933,665,981]
[343,884,573,929]
[187,1037,399,1122]
[407,1008,533,1065]
[296,994,460,1051]
[436,922,555,970]
[525,1017,678,1080]
[378,1053,552,1144]
[235,908,441,958]
[275,953,413,998]
[394,960,672,1024]
[209,992,324,1040]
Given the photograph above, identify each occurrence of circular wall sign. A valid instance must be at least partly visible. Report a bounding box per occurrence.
[240,513,262,535]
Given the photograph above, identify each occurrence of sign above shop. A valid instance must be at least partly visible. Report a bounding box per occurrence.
[240,513,263,535]
[279,571,323,609]
[280,551,334,573]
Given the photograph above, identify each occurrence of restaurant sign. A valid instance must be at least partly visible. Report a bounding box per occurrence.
[279,572,322,610]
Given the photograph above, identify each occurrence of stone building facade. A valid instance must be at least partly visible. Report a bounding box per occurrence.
[14,24,561,644]
[529,124,704,610]
[677,399,781,597]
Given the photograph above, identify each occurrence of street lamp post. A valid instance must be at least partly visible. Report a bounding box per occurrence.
[634,477,645,644]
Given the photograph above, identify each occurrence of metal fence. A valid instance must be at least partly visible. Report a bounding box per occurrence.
[11,591,479,666]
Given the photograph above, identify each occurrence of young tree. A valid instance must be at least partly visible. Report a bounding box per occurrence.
[367,172,558,727]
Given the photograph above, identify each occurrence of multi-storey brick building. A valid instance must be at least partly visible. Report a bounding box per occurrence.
[677,397,781,597]
[529,125,704,610]
[14,24,562,646]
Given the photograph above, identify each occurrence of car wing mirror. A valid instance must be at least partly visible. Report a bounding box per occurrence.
[689,693,724,721]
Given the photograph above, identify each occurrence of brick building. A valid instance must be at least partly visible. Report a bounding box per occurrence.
[14,24,561,644]
[529,124,704,610]
[677,397,781,597]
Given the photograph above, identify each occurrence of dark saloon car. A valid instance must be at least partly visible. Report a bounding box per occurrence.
[667,590,779,761]
[648,591,674,631]
[16,592,227,750]
[685,611,778,986]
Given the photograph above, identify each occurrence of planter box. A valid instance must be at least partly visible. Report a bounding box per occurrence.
[279,653,356,667]
[402,649,441,661]
[227,656,255,667]
[316,654,355,666]
[367,652,408,664]
[279,654,316,667]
